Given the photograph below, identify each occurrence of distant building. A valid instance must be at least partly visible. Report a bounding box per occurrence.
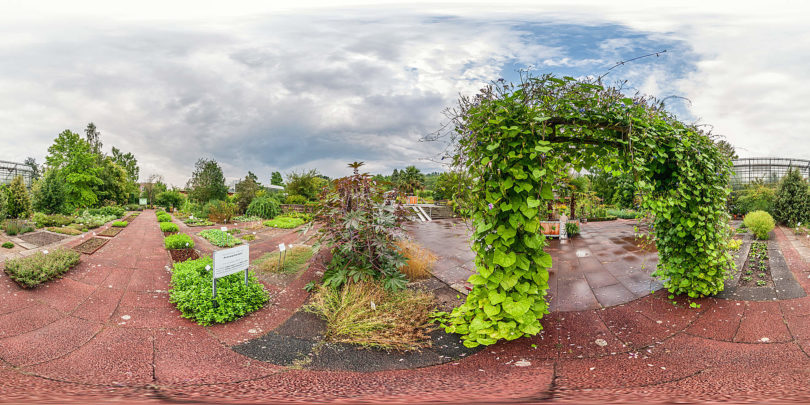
[0,160,35,187]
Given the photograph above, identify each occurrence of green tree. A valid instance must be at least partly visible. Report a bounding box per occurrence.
[772,169,810,227]
[85,122,103,156]
[33,169,67,214]
[111,147,139,184]
[23,157,40,181]
[4,175,32,219]
[155,189,185,210]
[141,174,165,205]
[95,157,131,205]
[715,140,738,161]
[270,171,284,186]
[285,169,324,201]
[187,158,228,203]
[397,166,425,195]
[45,129,102,208]
[235,172,261,213]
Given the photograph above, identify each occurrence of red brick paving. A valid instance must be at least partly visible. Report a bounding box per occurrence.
[0,211,810,403]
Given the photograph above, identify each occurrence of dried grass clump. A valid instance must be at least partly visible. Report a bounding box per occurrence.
[395,239,437,280]
[305,281,434,351]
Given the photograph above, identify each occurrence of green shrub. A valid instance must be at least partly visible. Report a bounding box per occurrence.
[284,194,308,205]
[744,210,775,240]
[4,175,32,219]
[3,248,81,288]
[165,233,195,250]
[155,190,186,211]
[156,212,172,222]
[184,217,214,227]
[203,200,236,223]
[233,215,262,222]
[125,203,143,211]
[32,212,74,228]
[246,196,281,219]
[3,219,35,236]
[283,211,314,222]
[772,169,810,227]
[111,221,128,228]
[199,229,243,247]
[2,241,13,249]
[169,257,268,325]
[159,222,179,233]
[263,216,305,229]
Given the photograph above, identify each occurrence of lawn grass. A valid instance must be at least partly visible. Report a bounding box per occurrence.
[263,216,305,229]
[254,245,313,274]
[304,281,435,351]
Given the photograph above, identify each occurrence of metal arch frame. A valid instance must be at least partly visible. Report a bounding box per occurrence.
[0,159,35,187]
[731,157,810,187]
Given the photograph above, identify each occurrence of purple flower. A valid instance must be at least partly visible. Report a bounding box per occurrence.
[488,203,494,210]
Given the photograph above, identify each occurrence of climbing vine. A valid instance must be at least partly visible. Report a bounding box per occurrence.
[442,75,734,347]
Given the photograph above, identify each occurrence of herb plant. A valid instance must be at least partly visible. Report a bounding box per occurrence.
[198,229,242,247]
[164,233,195,250]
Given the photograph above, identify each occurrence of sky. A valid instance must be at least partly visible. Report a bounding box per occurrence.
[1,1,808,187]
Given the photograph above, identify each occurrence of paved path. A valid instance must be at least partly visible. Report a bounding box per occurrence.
[407,219,662,311]
[1,213,810,403]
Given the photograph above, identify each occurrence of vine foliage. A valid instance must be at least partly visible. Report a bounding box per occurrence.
[442,74,734,347]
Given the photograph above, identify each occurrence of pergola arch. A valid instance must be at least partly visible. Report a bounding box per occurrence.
[442,75,734,348]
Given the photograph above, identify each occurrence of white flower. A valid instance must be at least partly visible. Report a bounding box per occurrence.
[370,301,376,310]
[42,250,49,254]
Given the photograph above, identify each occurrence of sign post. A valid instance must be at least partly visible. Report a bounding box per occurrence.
[211,245,250,303]
[278,243,286,270]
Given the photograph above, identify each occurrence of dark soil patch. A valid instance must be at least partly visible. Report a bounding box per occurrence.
[718,237,805,301]
[72,237,109,254]
[739,241,772,288]
[232,310,482,372]
[163,231,178,237]
[169,248,199,263]
[18,231,69,247]
[122,215,138,223]
[98,227,122,237]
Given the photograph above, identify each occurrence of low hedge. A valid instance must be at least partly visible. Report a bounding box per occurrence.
[159,222,179,233]
[112,221,128,228]
[744,210,775,240]
[165,233,195,250]
[169,257,268,325]
[4,248,81,288]
[156,213,172,222]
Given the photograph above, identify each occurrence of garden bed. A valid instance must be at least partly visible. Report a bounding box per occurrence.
[739,241,773,288]
[72,237,109,254]
[163,231,178,237]
[97,227,123,237]
[168,248,199,263]
[18,231,69,247]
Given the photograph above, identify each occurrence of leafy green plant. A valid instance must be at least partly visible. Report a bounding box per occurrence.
[565,221,580,236]
[241,234,256,241]
[728,239,743,250]
[246,196,281,219]
[159,222,179,233]
[254,245,313,274]
[156,212,172,222]
[606,208,638,219]
[441,74,733,347]
[111,220,128,227]
[75,210,118,228]
[317,162,409,291]
[164,233,195,250]
[198,229,242,247]
[155,190,185,211]
[46,226,82,235]
[4,175,32,219]
[233,215,263,222]
[263,216,305,229]
[184,217,214,227]
[744,211,775,240]
[4,248,81,288]
[2,241,13,249]
[169,257,268,325]
[304,281,434,350]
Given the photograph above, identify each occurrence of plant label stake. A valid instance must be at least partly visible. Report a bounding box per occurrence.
[278,243,286,269]
[211,245,250,304]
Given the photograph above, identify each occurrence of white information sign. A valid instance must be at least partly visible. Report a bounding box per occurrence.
[213,245,250,279]
[279,243,286,252]
[139,198,147,205]
[220,226,228,232]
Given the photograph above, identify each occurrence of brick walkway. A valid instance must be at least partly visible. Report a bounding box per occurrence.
[0,212,809,403]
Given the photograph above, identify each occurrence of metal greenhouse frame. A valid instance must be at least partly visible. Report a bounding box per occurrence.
[0,160,34,187]
[731,157,810,187]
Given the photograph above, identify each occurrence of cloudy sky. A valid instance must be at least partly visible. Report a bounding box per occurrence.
[1,1,808,186]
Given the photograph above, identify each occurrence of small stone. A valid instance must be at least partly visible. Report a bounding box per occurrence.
[589,367,596,371]
[656,320,663,324]
[248,329,257,334]
[760,337,770,342]
[121,315,131,320]
[514,360,531,367]
[594,339,608,347]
